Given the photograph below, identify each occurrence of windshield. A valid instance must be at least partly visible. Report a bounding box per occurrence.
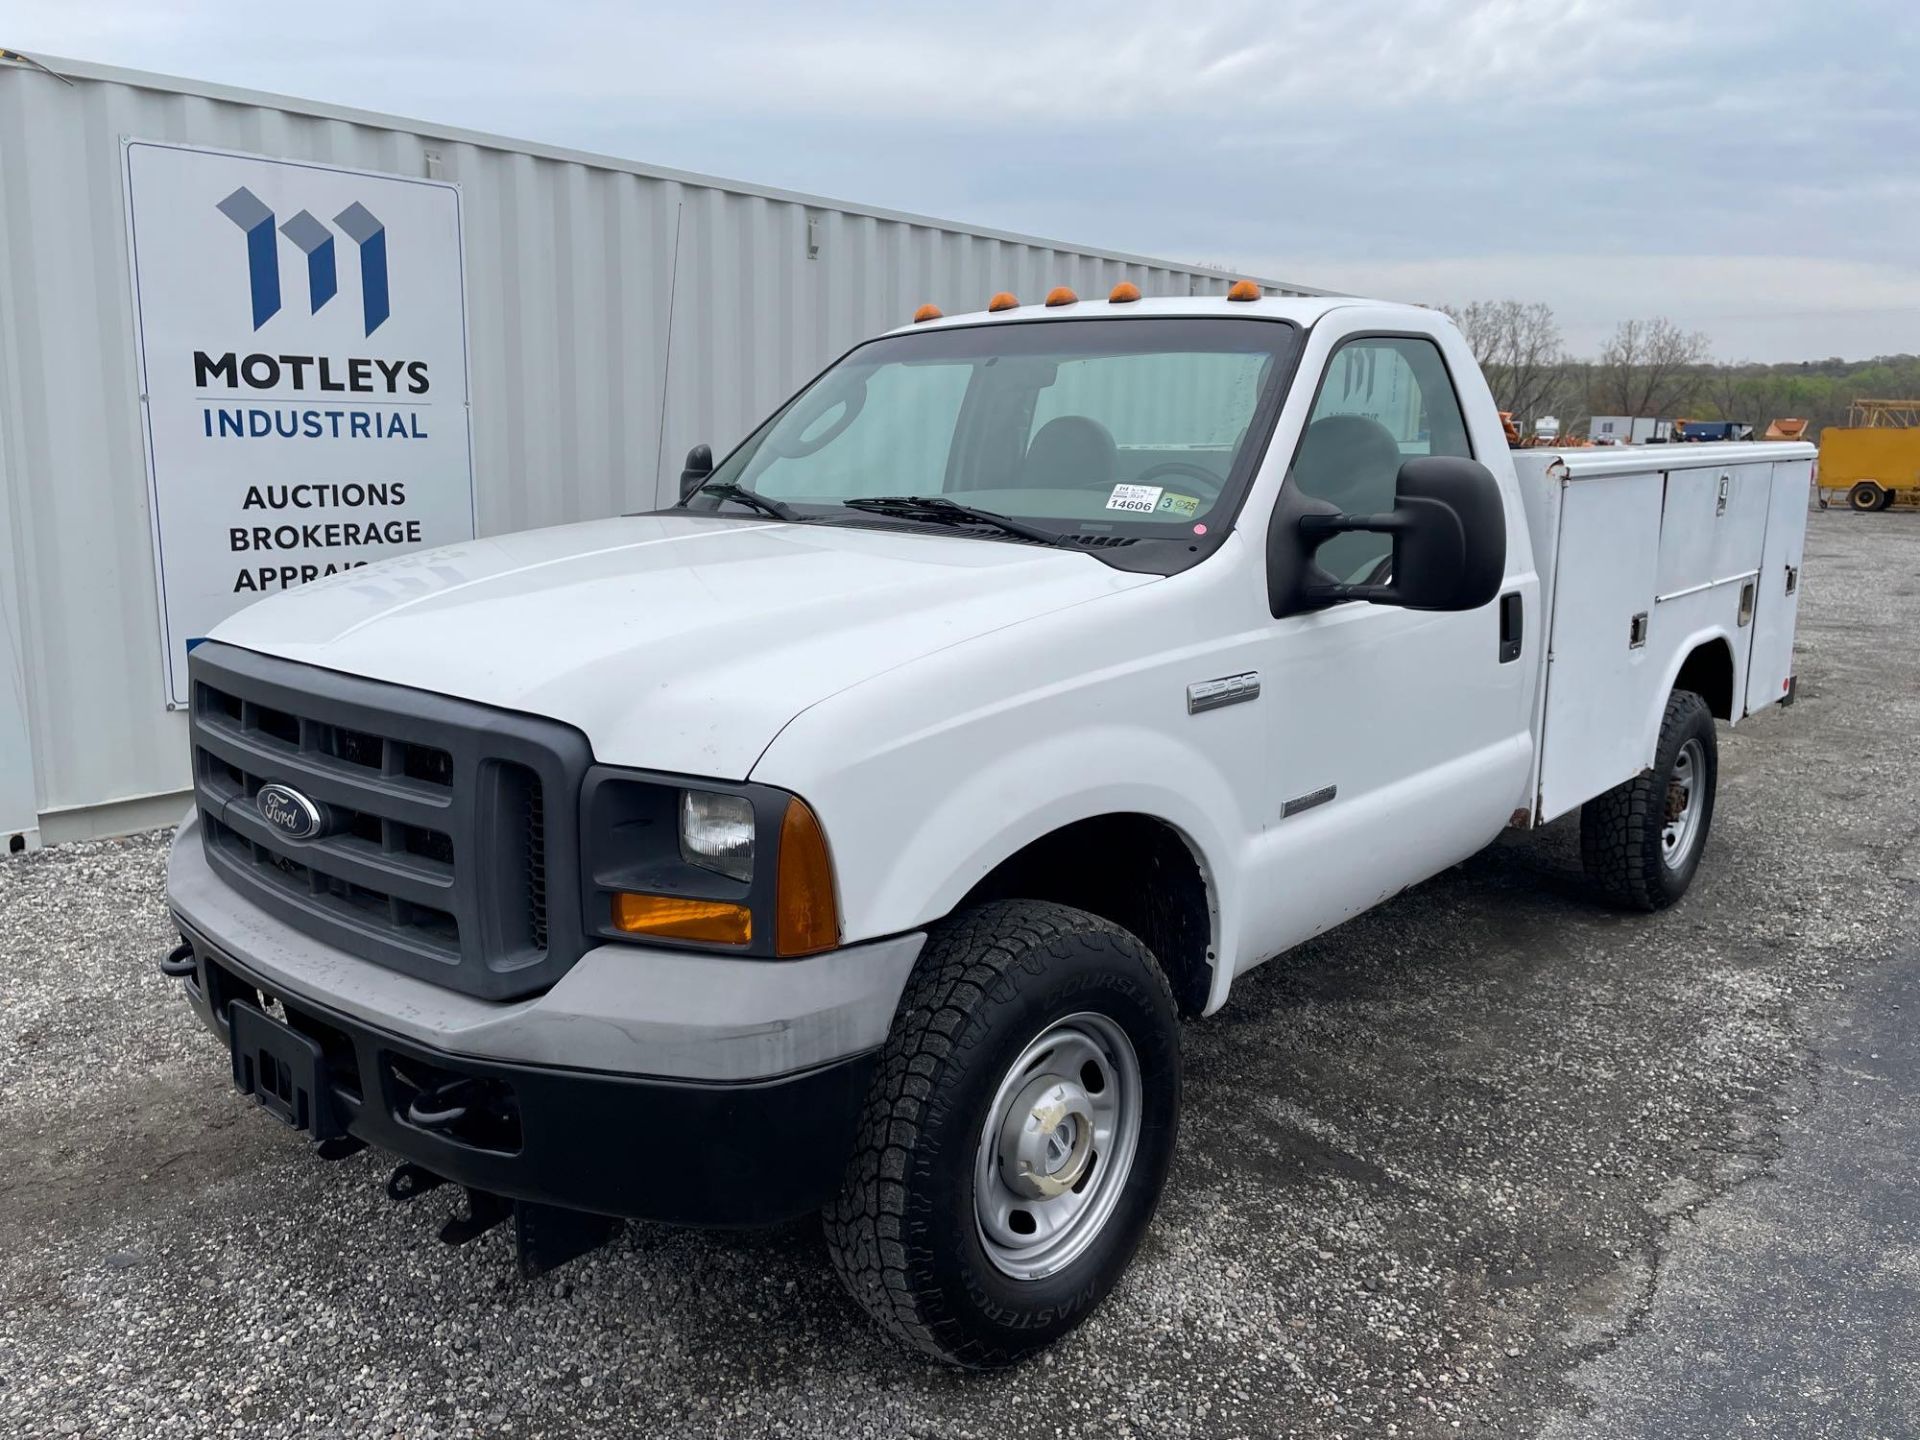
[688,317,1300,549]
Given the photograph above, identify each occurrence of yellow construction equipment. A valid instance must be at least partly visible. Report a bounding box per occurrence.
[1816,400,1920,512]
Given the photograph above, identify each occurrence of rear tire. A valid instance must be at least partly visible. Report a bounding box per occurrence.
[1581,689,1718,911]
[1848,481,1886,512]
[822,899,1181,1367]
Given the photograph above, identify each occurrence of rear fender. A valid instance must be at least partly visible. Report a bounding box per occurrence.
[1648,627,1738,762]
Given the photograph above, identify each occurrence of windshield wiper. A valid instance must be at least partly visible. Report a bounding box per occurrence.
[840,495,1068,546]
[696,481,802,521]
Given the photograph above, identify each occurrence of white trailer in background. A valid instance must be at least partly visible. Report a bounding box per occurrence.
[1589,414,1676,445]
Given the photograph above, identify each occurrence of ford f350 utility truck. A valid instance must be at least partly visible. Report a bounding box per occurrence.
[163,286,1813,1367]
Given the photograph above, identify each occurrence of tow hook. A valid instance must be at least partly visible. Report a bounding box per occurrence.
[159,941,196,979]
[404,1079,482,1131]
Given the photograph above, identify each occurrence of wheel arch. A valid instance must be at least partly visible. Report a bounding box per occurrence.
[1670,633,1738,722]
[1639,628,1737,776]
[953,811,1220,1018]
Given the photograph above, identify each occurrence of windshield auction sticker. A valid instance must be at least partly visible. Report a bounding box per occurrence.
[1105,484,1164,513]
[122,140,477,707]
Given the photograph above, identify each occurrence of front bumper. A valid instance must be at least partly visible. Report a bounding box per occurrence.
[167,810,922,1081]
[176,925,877,1223]
[166,812,923,1225]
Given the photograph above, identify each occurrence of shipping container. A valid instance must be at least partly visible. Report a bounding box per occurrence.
[0,52,1318,849]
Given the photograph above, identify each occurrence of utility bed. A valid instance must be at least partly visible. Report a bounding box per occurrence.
[1514,441,1817,824]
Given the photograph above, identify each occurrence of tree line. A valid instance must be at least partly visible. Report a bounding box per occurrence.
[1440,300,1920,439]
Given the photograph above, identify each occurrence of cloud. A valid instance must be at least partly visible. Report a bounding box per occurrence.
[7,0,1918,360]
[529,0,1687,121]
[1290,253,1920,361]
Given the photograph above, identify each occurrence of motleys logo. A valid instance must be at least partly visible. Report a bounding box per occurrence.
[216,186,389,335]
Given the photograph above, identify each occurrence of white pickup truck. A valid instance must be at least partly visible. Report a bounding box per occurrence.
[163,288,1813,1367]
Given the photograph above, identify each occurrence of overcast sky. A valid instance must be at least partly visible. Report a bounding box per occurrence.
[12,0,1917,361]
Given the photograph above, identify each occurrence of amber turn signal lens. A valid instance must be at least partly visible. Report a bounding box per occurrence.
[611,893,752,945]
[1108,282,1141,303]
[1226,279,1262,301]
[987,291,1019,312]
[776,797,839,957]
[913,303,943,323]
[1044,286,1078,307]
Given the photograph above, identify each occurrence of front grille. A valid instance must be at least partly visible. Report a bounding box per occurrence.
[523,775,548,952]
[188,643,590,1000]
[202,808,462,953]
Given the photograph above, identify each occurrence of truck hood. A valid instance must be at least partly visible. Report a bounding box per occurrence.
[211,513,1152,778]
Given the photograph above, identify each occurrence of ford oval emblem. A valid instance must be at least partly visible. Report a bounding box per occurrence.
[257,783,327,841]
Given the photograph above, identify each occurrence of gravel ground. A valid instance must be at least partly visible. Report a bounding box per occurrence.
[2,508,1916,1439]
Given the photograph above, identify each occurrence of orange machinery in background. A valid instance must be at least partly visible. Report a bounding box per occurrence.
[1500,411,1591,449]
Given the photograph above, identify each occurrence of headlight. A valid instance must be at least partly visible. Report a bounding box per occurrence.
[680,789,755,882]
[582,769,839,957]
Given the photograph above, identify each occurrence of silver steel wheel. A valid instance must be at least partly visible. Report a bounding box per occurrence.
[1662,737,1705,869]
[973,1011,1143,1282]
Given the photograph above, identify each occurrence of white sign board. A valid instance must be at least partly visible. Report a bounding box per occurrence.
[123,141,475,706]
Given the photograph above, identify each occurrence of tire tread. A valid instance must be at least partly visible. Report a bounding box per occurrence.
[821,899,1172,1367]
[1580,688,1715,911]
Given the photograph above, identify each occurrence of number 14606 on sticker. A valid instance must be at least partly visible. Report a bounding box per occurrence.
[1105,484,1163,512]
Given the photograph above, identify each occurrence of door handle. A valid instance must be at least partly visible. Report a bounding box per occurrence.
[1498,592,1523,663]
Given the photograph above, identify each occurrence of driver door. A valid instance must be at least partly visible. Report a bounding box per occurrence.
[1242,321,1535,961]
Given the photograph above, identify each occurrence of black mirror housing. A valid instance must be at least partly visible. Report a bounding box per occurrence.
[678,443,714,502]
[1274,455,1506,614]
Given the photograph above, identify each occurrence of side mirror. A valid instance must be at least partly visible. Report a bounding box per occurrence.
[678,443,714,501]
[1287,456,1506,613]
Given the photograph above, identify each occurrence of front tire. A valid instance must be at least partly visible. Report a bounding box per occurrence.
[822,900,1181,1367]
[1580,688,1718,911]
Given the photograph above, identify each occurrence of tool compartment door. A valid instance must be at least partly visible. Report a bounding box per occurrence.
[1744,459,1811,713]
[1647,461,1772,727]
[1655,463,1772,602]
[1536,470,1664,822]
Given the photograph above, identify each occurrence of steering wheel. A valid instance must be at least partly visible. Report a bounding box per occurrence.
[1130,461,1225,496]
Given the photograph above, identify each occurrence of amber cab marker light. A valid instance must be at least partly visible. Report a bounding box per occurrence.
[1227,279,1262,301]
[912,303,943,323]
[987,291,1019,312]
[611,893,752,946]
[776,797,839,957]
[1044,286,1078,307]
[1108,282,1141,303]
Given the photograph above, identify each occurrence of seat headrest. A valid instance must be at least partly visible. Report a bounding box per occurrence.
[1022,415,1119,487]
[1291,414,1403,511]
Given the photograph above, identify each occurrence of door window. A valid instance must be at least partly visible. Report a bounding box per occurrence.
[1288,336,1472,582]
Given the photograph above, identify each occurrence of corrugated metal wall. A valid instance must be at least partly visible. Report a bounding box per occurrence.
[0,54,1318,842]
